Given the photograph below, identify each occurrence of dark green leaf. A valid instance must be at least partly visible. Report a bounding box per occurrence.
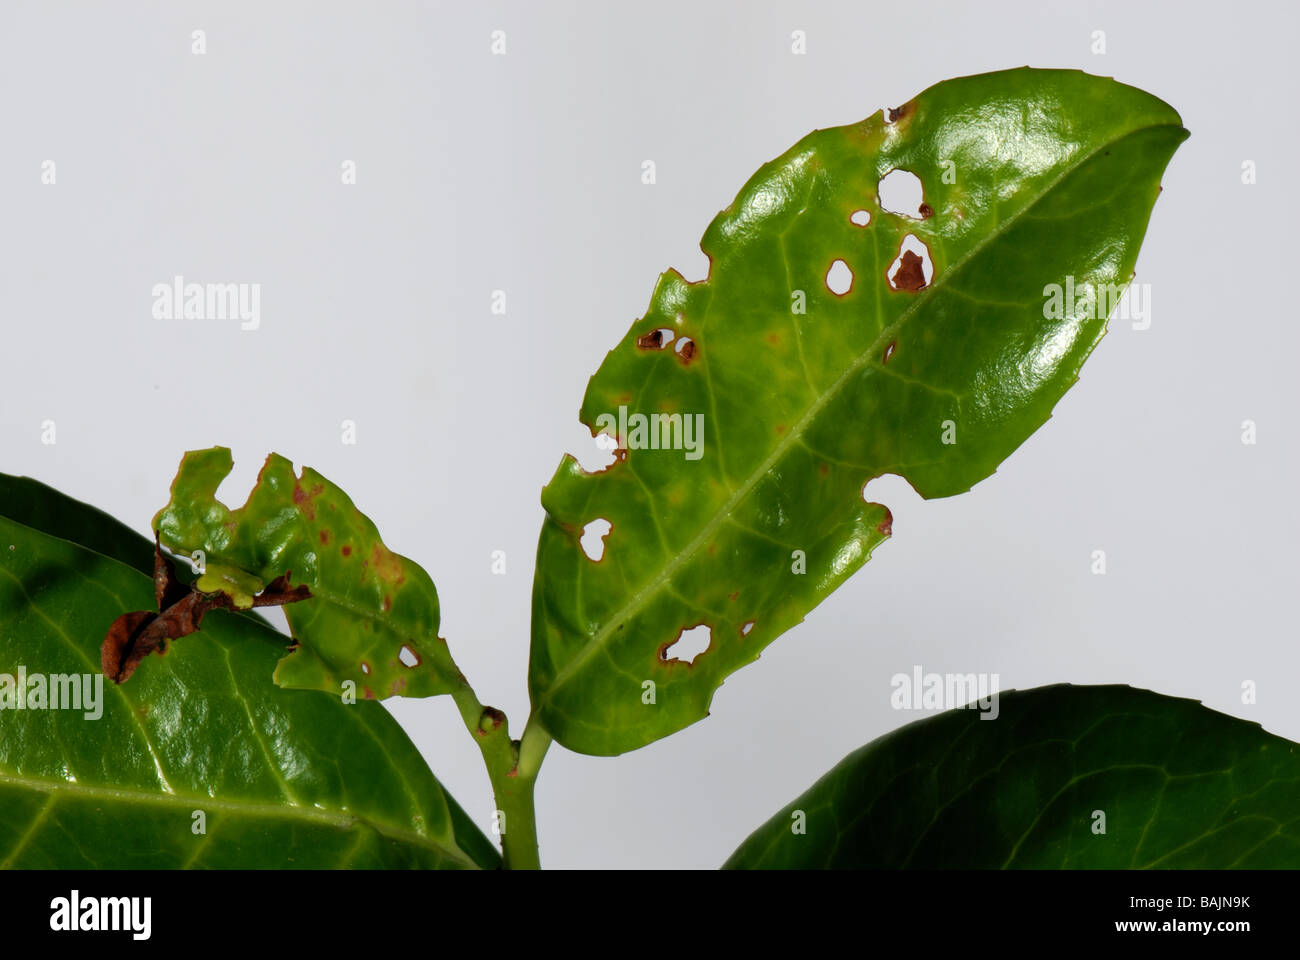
[0,474,154,575]
[724,685,1300,869]
[0,496,498,869]
[529,68,1188,755]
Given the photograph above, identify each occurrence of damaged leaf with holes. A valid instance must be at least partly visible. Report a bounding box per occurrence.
[153,447,462,701]
[530,67,1188,755]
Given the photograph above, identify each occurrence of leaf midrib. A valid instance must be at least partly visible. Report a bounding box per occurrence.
[538,119,1182,713]
[0,769,474,868]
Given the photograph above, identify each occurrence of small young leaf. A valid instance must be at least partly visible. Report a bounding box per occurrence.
[529,69,1188,755]
[153,447,463,701]
[724,686,1300,869]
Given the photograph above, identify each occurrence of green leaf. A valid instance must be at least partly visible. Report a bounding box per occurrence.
[529,68,1188,755]
[0,473,155,576]
[153,447,463,701]
[0,502,499,869]
[724,685,1300,869]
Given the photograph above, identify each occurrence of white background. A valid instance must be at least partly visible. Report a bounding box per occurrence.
[2,1,1297,868]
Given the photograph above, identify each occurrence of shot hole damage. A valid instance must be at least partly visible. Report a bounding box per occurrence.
[888,234,934,292]
[572,423,621,473]
[849,209,871,227]
[877,169,927,220]
[675,336,697,364]
[398,644,420,668]
[636,327,676,350]
[884,101,913,124]
[659,624,712,665]
[580,518,612,561]
[825,259,853,296]
[740,620,756,637]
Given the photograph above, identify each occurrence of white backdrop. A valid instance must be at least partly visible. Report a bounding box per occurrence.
[2,0,1296,868]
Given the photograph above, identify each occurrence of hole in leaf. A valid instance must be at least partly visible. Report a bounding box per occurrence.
[212,455,262,511]
[398,645,420,667]
[675,336,697,363]
[570,422,620,473]
[660,624,712,664]
[825,259,853,296]
[636,327,676,350]
[887,235,933,292]
[580,518,612,561]
[861,472,927,536]
[740,620,755,637]
[360,661,371,675]
[849,209,871,227]
[883,340,897,364]
[877,169,926,219]
[884,103,911,124]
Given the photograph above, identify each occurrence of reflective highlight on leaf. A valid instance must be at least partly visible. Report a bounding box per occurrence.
[724,686,1300,869]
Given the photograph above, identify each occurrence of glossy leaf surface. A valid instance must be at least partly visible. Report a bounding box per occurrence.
[725,686,1300,869]
[154,447,462,701]
[0,479,498,869]
[530,68,1187,755]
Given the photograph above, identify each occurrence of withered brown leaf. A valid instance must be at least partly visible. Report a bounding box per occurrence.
[101,536,311,684]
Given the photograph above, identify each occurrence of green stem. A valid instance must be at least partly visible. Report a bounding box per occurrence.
[450,680,552,870]
[493,717,552,870]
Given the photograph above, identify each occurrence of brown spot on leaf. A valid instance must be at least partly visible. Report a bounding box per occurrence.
[342,544,352,557]
[292,481,324,521]
[883,341,897,364]
[371,544,404,584]
[877,512,894,537]
[382,595,392,613]
[319,530,331,546]
[918,203,934,219]
[676,337,697,364]
[891,250,928,292]
[636,329,665,350]
[886,101,913,123]
[819,462,830,477]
